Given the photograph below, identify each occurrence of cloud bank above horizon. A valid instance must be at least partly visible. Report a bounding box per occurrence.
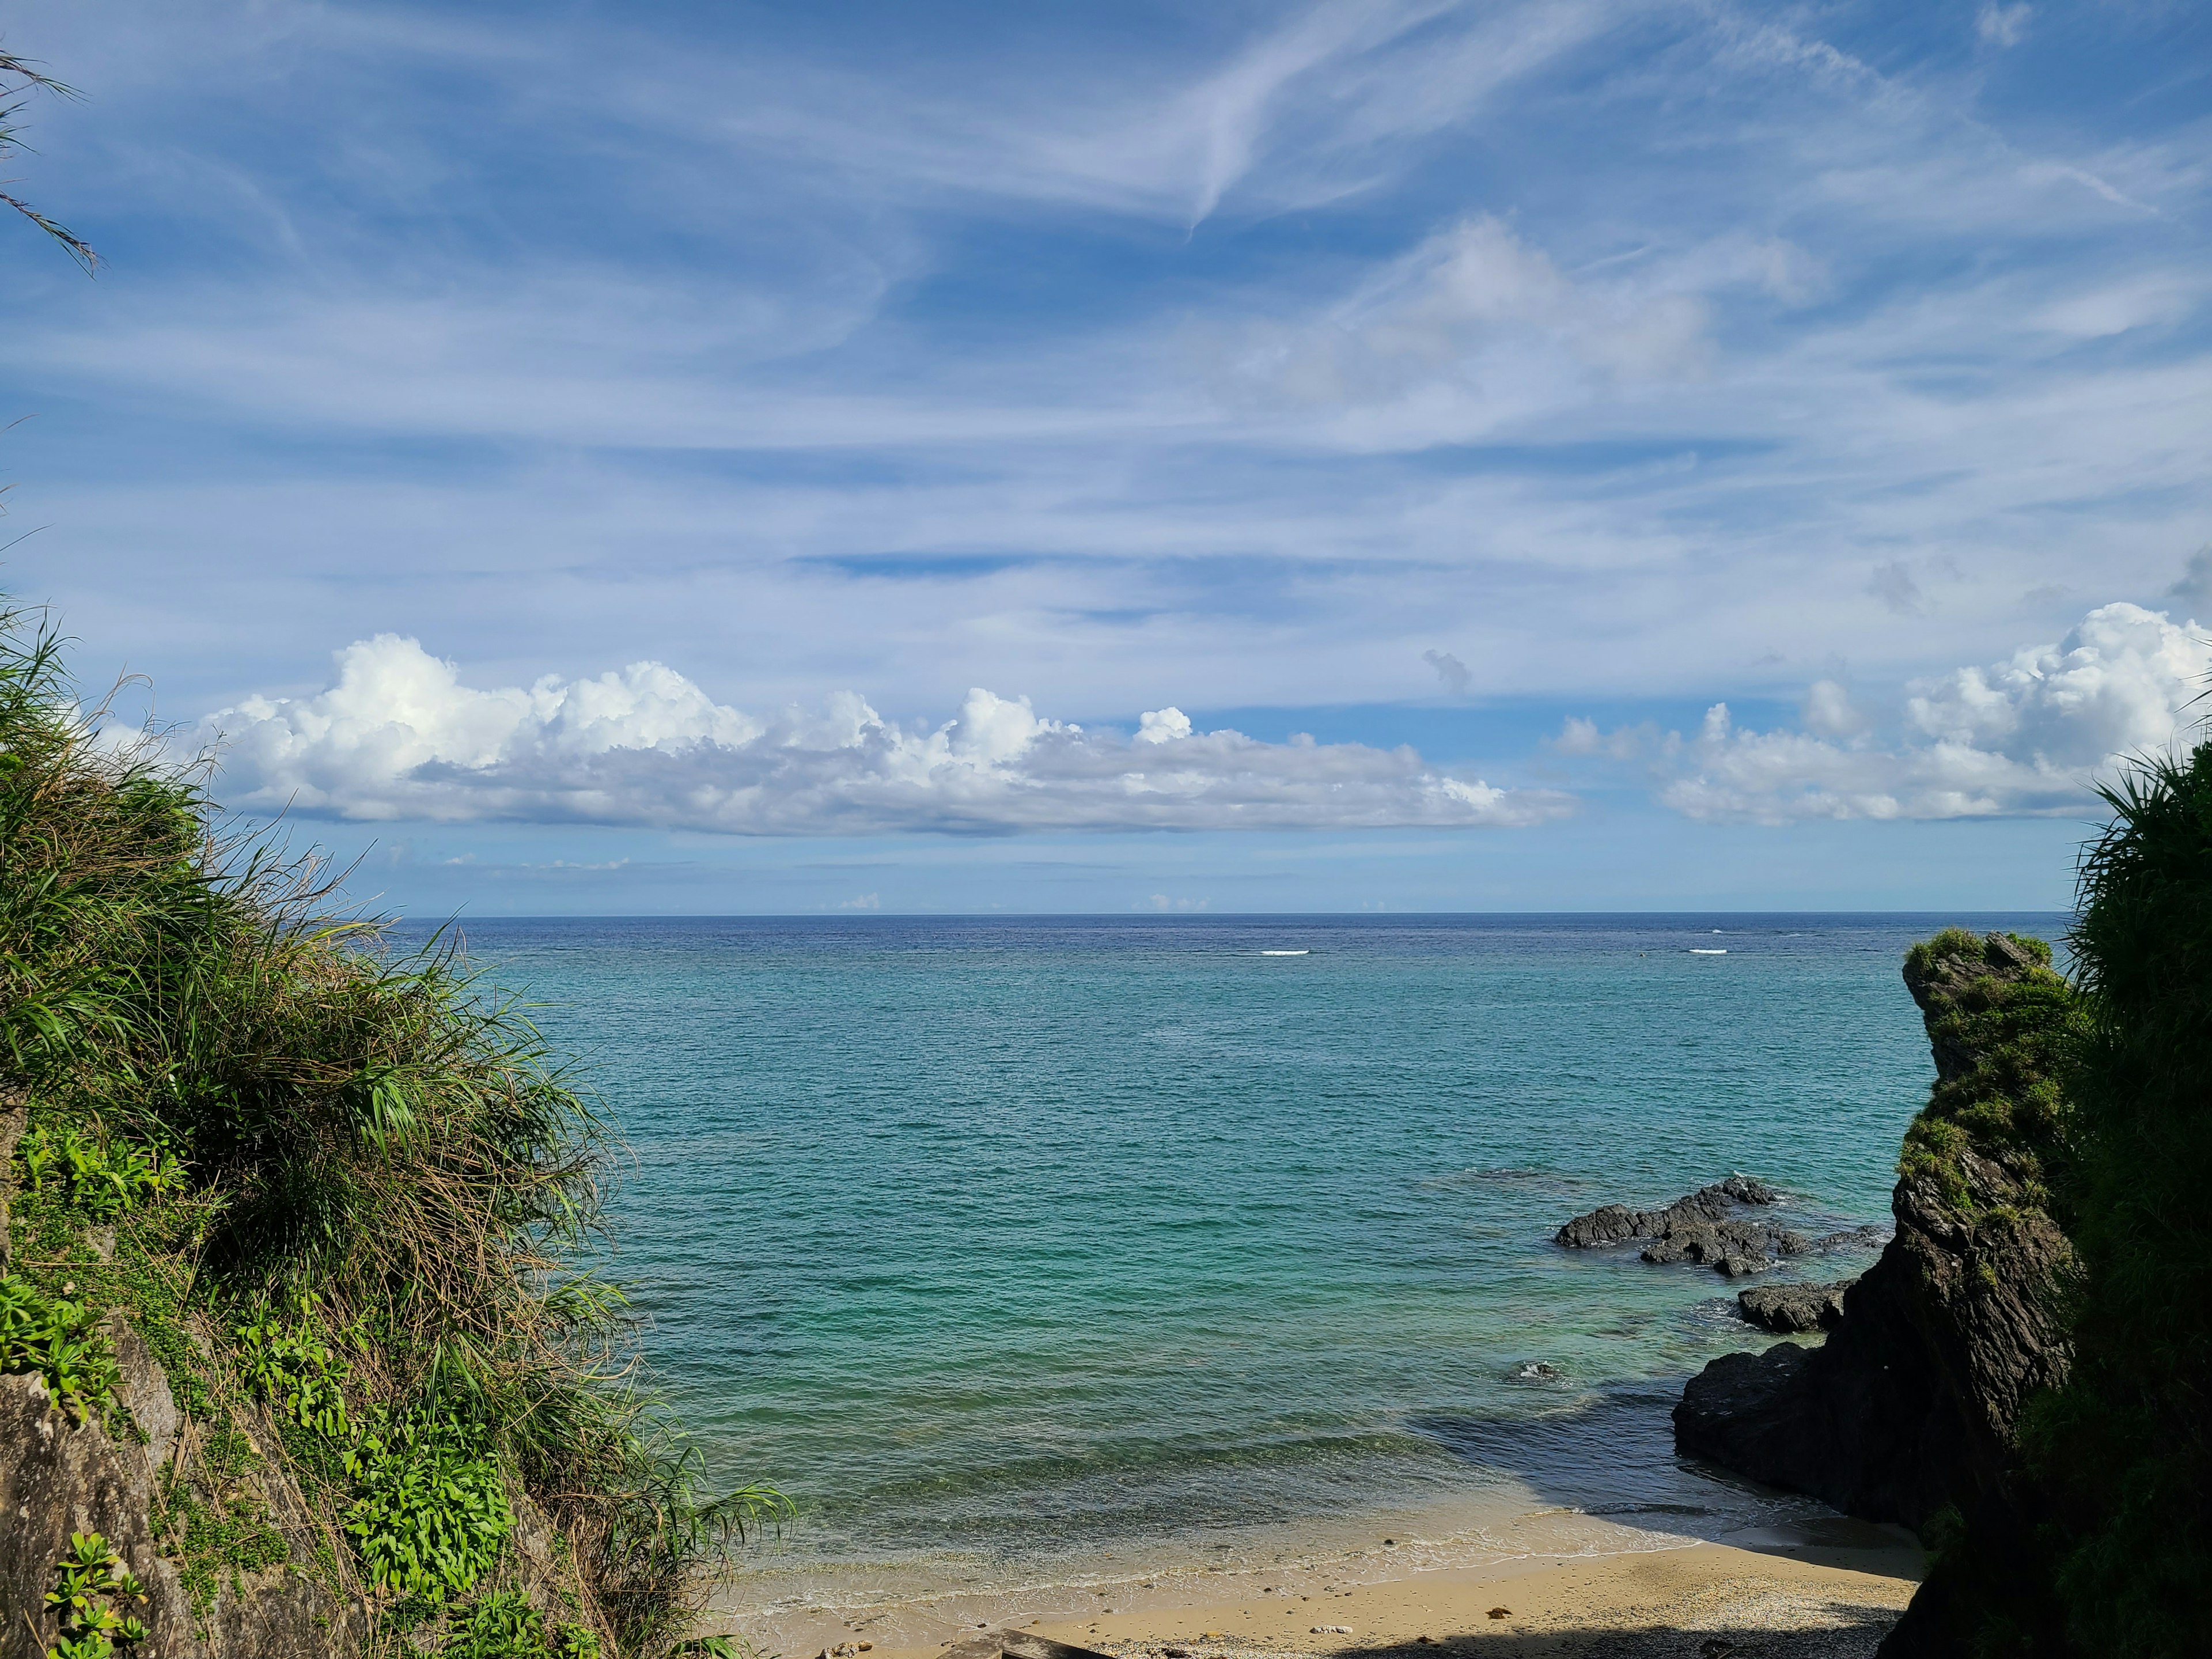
[202,635,1565,834]
[200,600,2207,838]
[1573,602,2212,824]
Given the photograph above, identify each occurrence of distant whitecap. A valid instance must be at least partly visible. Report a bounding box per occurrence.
[1260,949,1309,956]
[1690,948,1727,955]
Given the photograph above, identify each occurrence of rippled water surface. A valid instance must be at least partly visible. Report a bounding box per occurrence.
[443,913,2062,1611]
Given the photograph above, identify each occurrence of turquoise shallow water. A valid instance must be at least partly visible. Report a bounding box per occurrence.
[443,912,2062,1615]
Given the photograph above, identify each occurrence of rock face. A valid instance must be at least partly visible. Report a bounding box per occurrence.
[1738,1279,1856,1334]
[1673,932,2075,1532]
[0,1336,365,1659]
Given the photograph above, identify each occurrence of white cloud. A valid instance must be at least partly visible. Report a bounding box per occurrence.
[1976,5,2031,50]
[1801,680,1866,739]
[1221,215,1712,415]
[202,635,1571,835]
[1567,604,2212,823]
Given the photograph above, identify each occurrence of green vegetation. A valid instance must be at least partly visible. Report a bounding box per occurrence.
[0,50,98,272]
[445,1590,603,1659]
[1901,746,2212,1656]
[343,1412,514,1600]
[43,1531,150,1659]
[1896,926,2084,1215]
[2018,740,2212,1654]
[1,1271,120,1422]
[0,603,784,1655]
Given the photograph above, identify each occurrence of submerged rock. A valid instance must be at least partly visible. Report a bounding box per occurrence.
[1738,1279,1857,1332]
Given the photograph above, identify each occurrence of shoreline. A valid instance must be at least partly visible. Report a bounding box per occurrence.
[715,1509,1922,1659]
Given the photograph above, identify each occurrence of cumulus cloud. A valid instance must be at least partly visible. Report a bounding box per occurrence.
[202,636,1571,835]
[1564,603,2212,823]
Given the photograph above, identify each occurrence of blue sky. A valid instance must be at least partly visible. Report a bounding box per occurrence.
[3,0,2208,913]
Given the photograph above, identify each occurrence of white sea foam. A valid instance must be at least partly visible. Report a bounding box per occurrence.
[1689,948,1727,955]
[1260,949,1310,956]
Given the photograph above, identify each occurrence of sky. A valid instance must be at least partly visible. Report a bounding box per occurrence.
[2,0,2209,914]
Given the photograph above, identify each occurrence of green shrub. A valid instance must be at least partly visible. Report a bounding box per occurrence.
[444,1590,603,1659]
[17,1123,184,1218]
[2025,741,2212,1653]
[342,1412,513,1601]
[237,1305,350,1438]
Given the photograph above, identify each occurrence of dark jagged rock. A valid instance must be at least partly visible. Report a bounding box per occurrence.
[1738,1279,1856,1332]
[1673,932,2075,1535]
[1557,1176,1796,1275]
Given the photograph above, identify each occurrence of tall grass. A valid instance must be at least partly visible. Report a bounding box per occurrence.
[0,603,780,1654]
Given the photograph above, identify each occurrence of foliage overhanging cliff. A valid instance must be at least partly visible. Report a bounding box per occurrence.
[0,605,782,1658]
[1892,740,2212,1658]
[1679,742,2212,1658]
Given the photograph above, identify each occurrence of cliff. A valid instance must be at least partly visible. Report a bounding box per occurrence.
[1673,930,2080,1531]
[0,604,777,1658]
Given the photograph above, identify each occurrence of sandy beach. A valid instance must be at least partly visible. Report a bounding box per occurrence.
[742,1516,1922,1659]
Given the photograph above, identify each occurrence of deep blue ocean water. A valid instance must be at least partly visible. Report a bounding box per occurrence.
[439,912,2065,1615]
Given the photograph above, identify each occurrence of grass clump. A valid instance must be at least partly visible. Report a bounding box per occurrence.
[0,601,782,1654]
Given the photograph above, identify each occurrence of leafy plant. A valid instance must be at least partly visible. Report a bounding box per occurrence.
[17,1124,184,1218]
[342,1412,513,1601]
[43,1531,149,1658]
[443,1590,604,1658]
[237,1304,350,1438]
[0,1272,120,1422]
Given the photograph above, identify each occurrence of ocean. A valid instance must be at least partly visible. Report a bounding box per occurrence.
[442,912,2065,1638]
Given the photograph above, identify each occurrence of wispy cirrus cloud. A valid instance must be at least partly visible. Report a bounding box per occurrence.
[202,636,1569,835]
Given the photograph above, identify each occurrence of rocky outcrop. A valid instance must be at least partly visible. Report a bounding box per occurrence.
[1554,1176,1874,1277]
[1673,931,2075,1533]
[1556,1175,1779,1247]
[1738,1279,1856,1334]
[0,1330,366,1659]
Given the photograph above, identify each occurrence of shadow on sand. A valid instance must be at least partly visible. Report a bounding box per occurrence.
[1405,1383,1919,1579]
[1339,1609,1899,1657]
